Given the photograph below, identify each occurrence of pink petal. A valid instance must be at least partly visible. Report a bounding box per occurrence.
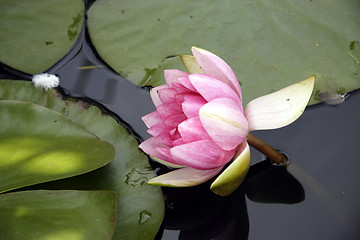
[155,147,174,159]
[181,93,207,118]
[139,137,173,163]
[189,74,243,111]
[156,102,182,119]
[173,94,186,107]
[178,117,210,143]
[199,98,248,151]
[178,76,197,92]
[148,166,223,187]
[191,47,242,100]
[142,111,162,128]
[164,113,187,128]
[164,69,189,86]
[210,142,250,196]
[154,132,174,147]
[147,122,168,137]
[172,138,186,146]
[245,76,315,131]
[157,87,177,104]
[150,85,168,107]
[169,128,181,140]
[172,83,194,94]
[170,139,236,170]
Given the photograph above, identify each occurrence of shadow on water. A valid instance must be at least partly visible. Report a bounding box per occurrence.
[156,160,304,240]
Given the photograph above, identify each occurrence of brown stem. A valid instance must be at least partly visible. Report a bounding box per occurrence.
[247,133,288,165]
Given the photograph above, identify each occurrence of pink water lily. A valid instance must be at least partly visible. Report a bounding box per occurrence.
[139,47,315,196]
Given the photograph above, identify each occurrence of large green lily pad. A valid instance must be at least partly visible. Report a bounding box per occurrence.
[0,100,115,193]
[0,0,84,74]
[0,190,116,240]
[87,0,360,105]
[0,80,164,240]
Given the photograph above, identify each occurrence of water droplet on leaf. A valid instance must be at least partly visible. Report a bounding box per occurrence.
[139,210,152,224]
[125,168,152,186]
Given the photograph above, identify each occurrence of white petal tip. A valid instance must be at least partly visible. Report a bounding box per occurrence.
[191,46,212,58]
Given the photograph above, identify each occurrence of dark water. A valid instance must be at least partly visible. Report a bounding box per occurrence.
[1,18,359,240]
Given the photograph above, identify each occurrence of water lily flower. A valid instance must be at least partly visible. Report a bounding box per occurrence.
[139,47,315,196]
[32,73,59,90]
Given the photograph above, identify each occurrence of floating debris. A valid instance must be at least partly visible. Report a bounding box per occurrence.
[318,91,347,106]
[32,73,59,90]
[77,65,104,70]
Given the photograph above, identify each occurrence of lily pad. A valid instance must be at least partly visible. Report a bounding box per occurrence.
[0,0,84,74]
[0,79,164,240]
[0,100,115,193]
[0,190,116,240]
[87,0,360,105]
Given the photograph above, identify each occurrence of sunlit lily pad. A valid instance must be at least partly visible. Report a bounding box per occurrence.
[0,190,116,240]
[0,0,84,74]
[0,79,164,240]
[0,100,115,193]
[87,0,360,105]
